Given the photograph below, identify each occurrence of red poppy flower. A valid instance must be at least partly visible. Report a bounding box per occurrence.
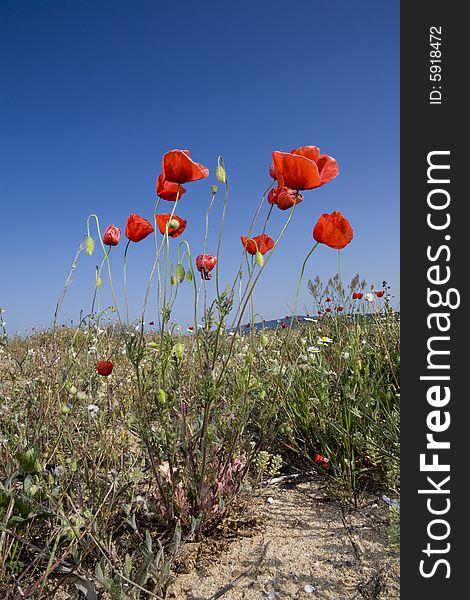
[376,291,385,298]
[149,321,155,326]
[284,315,289,320]
[125,214,155,243]
[240,234,275,256]
[355,456,372,467]
[156,174,187,201]
[271,146,338,190]
[162,150,209,184]
[352,292,364,300]
[313,211,353,250]
[188,325,194,331]
[326,297,331,302]
[337,306,344,311]
[313,453,330,470]
[280,322,286,329]
[196,254,217,280]
[268,186,304,211]
[155,214,187,238]
[97,361,113,376]
[325,308,331,313]
[103,224,121,246]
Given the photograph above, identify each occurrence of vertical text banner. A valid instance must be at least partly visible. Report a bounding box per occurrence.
[401,1,466,597]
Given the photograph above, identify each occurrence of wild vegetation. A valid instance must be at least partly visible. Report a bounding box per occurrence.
[0,147,399,598]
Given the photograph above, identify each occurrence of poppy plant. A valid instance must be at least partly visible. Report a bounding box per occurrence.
[125,214,154,243]
[156,174,187,201]
[162,149,209,184]
[240,234,274,256]
[313,452,330,470]
[97,361,114,376]
[352,292,364,300]
[267,186,303,211]
[271,146,338,190]
[155,214,187,238]
[376,291,385,298]
[196,254,217,280]
[313,211,353,250]
[103,224,121,246]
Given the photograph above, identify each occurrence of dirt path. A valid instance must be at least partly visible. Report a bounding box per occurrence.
[167,476,399,600]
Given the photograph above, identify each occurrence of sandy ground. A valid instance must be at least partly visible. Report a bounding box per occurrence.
[166,475,399,600]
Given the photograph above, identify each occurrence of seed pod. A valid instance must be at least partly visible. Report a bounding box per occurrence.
[96,274,102,289]
[255,251,264,267]
[170,274,177,286]
[186,270,193,283]
[176,263,185,283]
[85,235,95,256]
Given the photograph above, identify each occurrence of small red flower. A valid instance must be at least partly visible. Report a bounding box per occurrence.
[337,306,344,311]
[313,453,330,470]
[240,234,274,256]
[97,361,113,376]
[103,224,121,246]
[149,321,155,326]
[352,292,364,300]
[355,456,372,467]
[376,291,385,298]
[313,211,353,250]
[188,325,194,331]
[155,214,187,238]
[196,254,217,280]
[325,308,331,313]
[162,150,209,184]
[281,322,286,329]
[156,174,186,201]
[326,297,331,302]
[284,315,289,320]
[267,186,303,211]
[125,214,154,243]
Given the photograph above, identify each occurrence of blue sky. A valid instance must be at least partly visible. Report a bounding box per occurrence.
[0,0,399,333]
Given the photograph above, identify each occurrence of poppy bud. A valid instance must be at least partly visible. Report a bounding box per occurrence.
[157,388,166,404]
[255,251,264,267]
[85,235,95,256]
[148,341,158,348]
[168,218,180,229]
[186,270,193,283]
[76,391,87,401]
[172,342,184,359]
[176,263,185,283]
[69,385,77,396]
[211,185,218,195]
[261,333,268,348]
[171,274,177,285]
[216,162,226,183]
